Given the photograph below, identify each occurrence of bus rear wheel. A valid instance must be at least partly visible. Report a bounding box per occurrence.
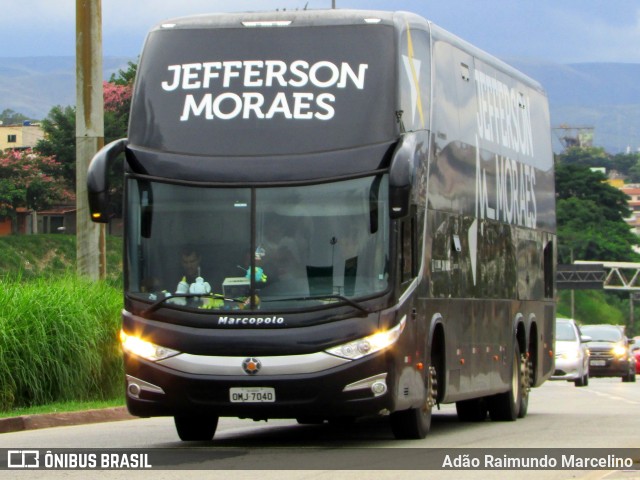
[517,351,531,418]
[174,415,219,441]
[488,343,522,422]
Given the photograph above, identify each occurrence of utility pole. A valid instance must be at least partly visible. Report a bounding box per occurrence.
[76,0,106,279]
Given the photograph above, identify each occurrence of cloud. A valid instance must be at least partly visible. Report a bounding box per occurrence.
[4,0,640,63]
[542,5,640,62]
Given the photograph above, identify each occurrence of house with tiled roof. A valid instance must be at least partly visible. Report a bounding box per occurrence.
[620,185,640,235]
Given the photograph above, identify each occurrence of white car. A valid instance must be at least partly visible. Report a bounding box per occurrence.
[551,318,590,387]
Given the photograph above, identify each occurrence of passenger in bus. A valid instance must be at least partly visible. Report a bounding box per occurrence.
[140,246,209,295]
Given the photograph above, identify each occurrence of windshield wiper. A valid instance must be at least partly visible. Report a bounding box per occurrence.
[140,293,245,317]
[262,294,369,316]
[140,292,369,318]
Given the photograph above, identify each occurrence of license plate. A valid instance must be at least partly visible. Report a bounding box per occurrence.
[230,387,275,403]
[590,359,606,366]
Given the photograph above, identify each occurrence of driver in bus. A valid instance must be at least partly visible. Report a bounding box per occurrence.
[179,246,204,285]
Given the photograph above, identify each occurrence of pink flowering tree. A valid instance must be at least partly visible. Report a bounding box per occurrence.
[104,61,135,142]
[0,149,73,233]
[103,81,132,114]
[103,80,132,141]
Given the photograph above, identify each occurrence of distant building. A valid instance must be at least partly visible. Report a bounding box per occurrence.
[37,205,77,234]
[0,208,32,235]
[620,185,640,236]
[0,123,44,151]
[0,205,77,236]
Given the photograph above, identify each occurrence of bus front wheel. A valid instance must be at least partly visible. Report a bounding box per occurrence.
[174,415,219,441]
[390,365,437,439]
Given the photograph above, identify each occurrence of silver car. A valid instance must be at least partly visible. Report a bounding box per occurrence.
[551,318,590,387]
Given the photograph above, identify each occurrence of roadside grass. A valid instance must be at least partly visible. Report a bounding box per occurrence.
[0,234,123,284]
[0,260,124,413]
[2,398,125,418]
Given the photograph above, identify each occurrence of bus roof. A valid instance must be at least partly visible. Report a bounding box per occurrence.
[151,9,544,94]
[152,9,415,30]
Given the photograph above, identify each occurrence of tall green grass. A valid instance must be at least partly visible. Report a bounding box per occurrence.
[557,289,627,326]
[0,234,123,284]
[0,274,123,411]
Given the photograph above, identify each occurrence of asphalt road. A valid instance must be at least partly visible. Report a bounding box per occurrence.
[1,377,639,480]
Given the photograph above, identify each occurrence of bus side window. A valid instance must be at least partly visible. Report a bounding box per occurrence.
[400,212,418,285]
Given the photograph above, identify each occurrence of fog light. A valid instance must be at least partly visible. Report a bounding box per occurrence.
[371,381,387,397]
[125,375,165,399]
[127,383,141,398]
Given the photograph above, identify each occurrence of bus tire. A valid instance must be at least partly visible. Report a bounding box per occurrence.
[488,342,522,422]
[174,415,219,441]
[390,404,431,440]
[390,365,437,439]
[517,352,531,418]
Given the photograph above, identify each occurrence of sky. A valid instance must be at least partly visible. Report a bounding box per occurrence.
[3,0,640,64]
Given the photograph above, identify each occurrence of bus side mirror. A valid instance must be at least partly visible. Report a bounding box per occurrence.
[389,135,416,219]
[87,138,127,223]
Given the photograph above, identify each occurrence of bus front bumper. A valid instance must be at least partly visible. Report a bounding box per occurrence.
[123,350,399,420]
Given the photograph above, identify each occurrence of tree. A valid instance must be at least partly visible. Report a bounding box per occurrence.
[623,152,640,183]
[555,161,639,264]
[611,151,640,179]
[0,109,31,125]
[557,197,639,262]
[558,146,611,169]
[34,62,137,191]
[103,80,132,143]
[109,60,137,86]
[102,62,136,218]
[34,105,76,188]
[104,60,136,143]
[0,149,73,233]
[555,163,631,223]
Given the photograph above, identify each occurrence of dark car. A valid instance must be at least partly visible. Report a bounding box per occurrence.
[632,337,640,374]
[580,325,636,383]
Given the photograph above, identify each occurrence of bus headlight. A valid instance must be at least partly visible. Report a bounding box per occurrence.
[325,316,406,360]
[120,330,180,362]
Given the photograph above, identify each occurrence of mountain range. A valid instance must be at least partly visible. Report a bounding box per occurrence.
[1,56,639,154]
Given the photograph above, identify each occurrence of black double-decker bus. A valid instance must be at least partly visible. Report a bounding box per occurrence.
[88,9,556,440]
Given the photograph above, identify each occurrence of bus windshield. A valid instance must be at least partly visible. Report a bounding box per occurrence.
[125,175,390,312]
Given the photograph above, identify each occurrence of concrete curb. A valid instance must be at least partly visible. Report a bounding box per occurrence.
[0,407,135,434]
